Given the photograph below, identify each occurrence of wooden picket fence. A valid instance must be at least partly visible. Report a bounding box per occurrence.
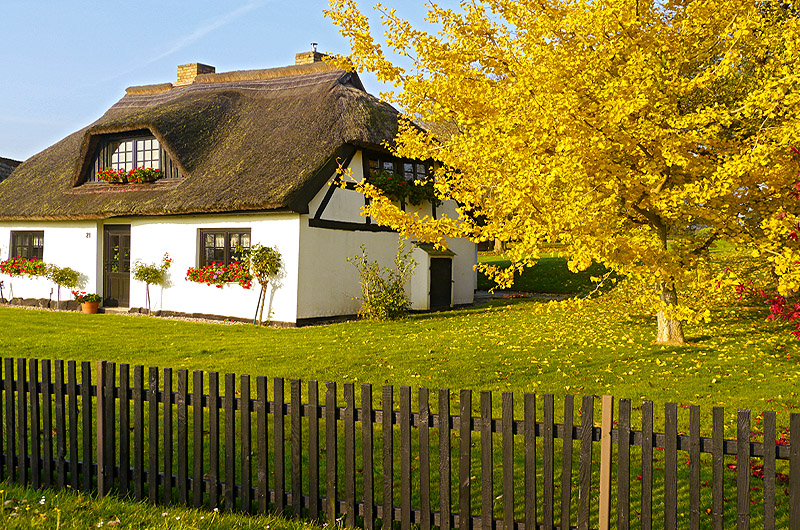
[1,357,800,530]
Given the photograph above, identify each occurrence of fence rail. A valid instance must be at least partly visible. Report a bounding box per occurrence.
[1,357,799,530]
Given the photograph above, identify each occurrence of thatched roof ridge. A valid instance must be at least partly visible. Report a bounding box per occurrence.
[0,63,399,221]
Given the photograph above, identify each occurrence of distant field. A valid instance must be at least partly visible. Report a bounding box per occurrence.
[476,251,611,293]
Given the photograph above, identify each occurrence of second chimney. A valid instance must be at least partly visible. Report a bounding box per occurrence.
[295,51,326,65]
[176,63,215,86]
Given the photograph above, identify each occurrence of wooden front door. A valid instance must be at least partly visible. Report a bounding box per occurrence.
[429,257,453,310]
[103,225,131,307]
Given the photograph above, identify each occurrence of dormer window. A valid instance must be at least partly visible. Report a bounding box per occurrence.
[85,130,183,182]
[366,154,429,181]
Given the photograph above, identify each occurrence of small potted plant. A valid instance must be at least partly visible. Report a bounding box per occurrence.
[72,291,102,313]
[96,168,127,184]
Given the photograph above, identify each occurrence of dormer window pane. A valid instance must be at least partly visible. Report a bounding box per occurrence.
[87,134,174,182]
[404,163,414,181]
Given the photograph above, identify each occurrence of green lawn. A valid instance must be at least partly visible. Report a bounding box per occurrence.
[0,480,318,530]
[0,275,794,430]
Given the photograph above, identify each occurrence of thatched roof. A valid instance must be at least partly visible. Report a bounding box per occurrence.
[0,62,399,221]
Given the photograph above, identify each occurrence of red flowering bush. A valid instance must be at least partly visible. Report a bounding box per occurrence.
[185,261,253,289]
[735,281,800,338]
[96,168,127,183]
[0,257,47,277]
[127,167,161,184]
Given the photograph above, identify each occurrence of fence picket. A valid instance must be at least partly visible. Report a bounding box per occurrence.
[240,374,252,513]
[177,369,189,506]
[224,373,235,511]
[327,381,338,522]
[148,366,159,504]
[275,377,286,514]
[480,391,493,530]
[256,376,269,514]
[459,389,471,530]
[790,413,800,529]
[440,389,453,530]
[523,393,536,530]
[560,395,574,530]
[115,363,126,494]
[0,360,3,481]
[664,403,678,530]
[54,359,65,490]
[345,382,356,526]
[689,405,700,530]
[577,396,594,530]
[383,385,394,525]
[163,367,173,505]
[17,358,28,486]
[29,359,40,490]
[362,384,375,530]
[4,358,14,483]
[712,406,724,530]
[420,387,431,530]
[81,361,92,493]
[501,393,513,530]
[543,394,555,530]
[309,381,320,519]
[400,386,412,530]
[617,399,631,530]
[133,365,144,501]
[641,401,653,530]
[737,409,750,530]
[42,359,53,488]
[105,362,116,494]
[208,372,220,509]
[98,365,111,495]
[292,379,303,517]
[763,411,776,530]
[192,371,204,509]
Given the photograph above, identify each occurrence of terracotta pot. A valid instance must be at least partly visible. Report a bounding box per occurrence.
[81,301,99,314]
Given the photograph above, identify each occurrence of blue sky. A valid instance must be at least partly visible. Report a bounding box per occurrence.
[0,1,442,161]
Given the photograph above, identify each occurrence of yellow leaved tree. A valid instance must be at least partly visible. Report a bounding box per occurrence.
[326,0,800,344]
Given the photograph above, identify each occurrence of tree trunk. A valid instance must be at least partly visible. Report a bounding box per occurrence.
[258,282,269,325]
[494,238,505,253]
[656,281,685,344]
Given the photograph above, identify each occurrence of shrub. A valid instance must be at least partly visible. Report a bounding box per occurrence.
[132,253,172,314]
[348,240,416,321]
[47,265,81,303]
[243,244,283,325]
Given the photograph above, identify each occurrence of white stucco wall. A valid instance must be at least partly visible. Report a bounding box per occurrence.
[0,221,100,301]
[122,214,301,323]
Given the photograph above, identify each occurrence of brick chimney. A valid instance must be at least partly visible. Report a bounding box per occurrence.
[295,43,326,65]
[175,63,215,86]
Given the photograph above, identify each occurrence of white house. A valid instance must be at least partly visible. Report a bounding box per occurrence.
[0,53,476,325]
